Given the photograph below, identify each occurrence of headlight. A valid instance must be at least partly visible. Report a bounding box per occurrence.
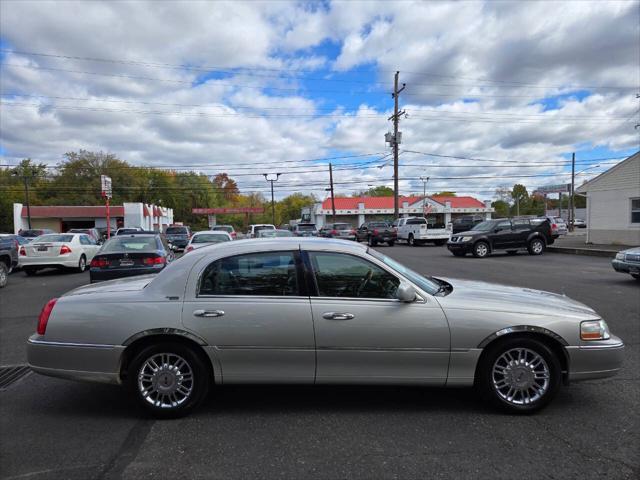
[461,236,473,242]
[580,319,610,341]
[615,252,625,260]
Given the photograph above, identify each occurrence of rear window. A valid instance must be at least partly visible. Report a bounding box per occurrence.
[407,218,426,225]
[166,227,189,234]
[254,225,275,233]
[212,226,233,233]
[297,224,316,231]
[369,222,390,227]
[101,237,158,252]
[192,234,230,244]
[34,234,74,243]
[21,230,48,237]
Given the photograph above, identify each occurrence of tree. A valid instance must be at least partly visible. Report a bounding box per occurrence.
[492,200,510,217]
[511,184,529,216]
[494,187,512,203]
[357,186,394,197]
[211,173,239,202]
[432,191,456,197]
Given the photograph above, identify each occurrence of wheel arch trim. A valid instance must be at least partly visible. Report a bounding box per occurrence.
[122,328,208,347]
[477,325,569,349]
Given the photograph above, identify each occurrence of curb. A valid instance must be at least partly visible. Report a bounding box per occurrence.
[547,246,616,258]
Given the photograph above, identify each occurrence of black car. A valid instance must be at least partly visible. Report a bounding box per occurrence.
[89,234,174,283]
[451,215,484,234]
[447,218,554,258]
[0,234,20,288]
[164,226,192,250]
[355,221,396,246]
[18,228,55,241]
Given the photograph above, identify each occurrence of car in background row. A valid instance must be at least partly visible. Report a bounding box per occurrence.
[612,247,640,281]
[164,226,192,251]
[185,231,233,252]
[448,218,554,258]
[67,228,102,244]
[0,234,20,288]
[211,225,237,240]
[572,218,587,228]
[396,217,450,246]
[115,227,144,236]
[89,233,174,283]
[319,223,357,241]
[257,229,294,238]
[356,221,396,246]
[20,233,100,275]
[451,215,485,234]
[534,216,567,238]
[292,223,318,237]
[18,229,56,242]
[248,224,276,238]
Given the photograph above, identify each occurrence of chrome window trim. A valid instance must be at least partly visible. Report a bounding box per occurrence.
[195,295,310,300]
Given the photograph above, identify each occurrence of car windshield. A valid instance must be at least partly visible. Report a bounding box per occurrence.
[368,249,439,295]
[254,225,275,233]
[192,234,230,243]
[369,222,389,228]
[33,234,74,243]
[212,226,233,233]
[471,221,496,231]
[20,230,46,237]
[101,236,158,252]
[166,227,188,234]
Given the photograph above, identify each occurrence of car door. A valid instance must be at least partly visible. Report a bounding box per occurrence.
[356,223,368,241]
[490,220,515,249]
[78,235,99,261]
[510,219,532,247]
[182,249,316,384]
[306,250,450,385]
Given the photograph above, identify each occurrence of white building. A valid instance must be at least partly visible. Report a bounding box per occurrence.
[576,151,640,245]
[12,202,173,234]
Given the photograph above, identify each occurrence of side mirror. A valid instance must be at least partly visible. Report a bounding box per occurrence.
[396,284,417,303]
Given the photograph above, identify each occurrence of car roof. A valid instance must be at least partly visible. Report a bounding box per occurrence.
[192,230,231,235]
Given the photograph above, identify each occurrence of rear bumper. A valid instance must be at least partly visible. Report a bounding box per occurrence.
[612,259,640,274]
[566,336,624,382]
[27,336,124,385]
[90,266,162,282]
[21,256,79,268]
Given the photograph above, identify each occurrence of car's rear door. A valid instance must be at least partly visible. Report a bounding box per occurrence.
[491,220,515,249]
[510,219,532,247]
[305,250,450,385]
[182,248,315,383]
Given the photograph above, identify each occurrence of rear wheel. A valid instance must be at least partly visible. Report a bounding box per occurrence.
[367,236,377,247]
[408,234,418,246]
[76,255,87,273]
[127,342,211,419]
[472,241,490,258]
[527,238,545,255]
[476,337,561,413]
[0,262,8,288]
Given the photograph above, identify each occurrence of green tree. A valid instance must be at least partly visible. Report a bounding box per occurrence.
[432,191,456,197]
[492,200,510,217]
[511,184,529,216]
[356,186,394,197]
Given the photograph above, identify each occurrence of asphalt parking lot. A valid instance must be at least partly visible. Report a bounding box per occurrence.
[1,246,638,479]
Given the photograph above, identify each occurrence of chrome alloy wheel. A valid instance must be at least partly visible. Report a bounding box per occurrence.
[138,353,194,409]
[492,348,550,405]
[475,242,488,257]
[531,239,544,254]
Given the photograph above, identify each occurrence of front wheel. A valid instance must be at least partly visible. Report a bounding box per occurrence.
[527,238,545,255]
[127,342,211,419]
[0,262,8,288]
[472,241,490,258]
[476,337,561,413]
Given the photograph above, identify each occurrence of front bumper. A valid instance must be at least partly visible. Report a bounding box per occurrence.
[447,242,473,254]
[566,335,625,382]
[612,259,640,275]
[27,336,125,385]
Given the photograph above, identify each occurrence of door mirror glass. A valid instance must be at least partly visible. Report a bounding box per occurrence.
[396,283,417,302]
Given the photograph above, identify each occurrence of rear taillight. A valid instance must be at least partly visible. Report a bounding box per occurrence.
[231,232,236,239]
[59,245,72,255]
[186,245,194,252]
[37,298,58,335]
[330,230,338,235]
[19,246,26,256]
[90,257,109,268]
[350,229,356,235]
[143,256,166,265]
[373,229,379,236]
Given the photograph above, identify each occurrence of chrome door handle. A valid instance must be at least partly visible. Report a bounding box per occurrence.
[193,309,225,318]
[322,312,355,320]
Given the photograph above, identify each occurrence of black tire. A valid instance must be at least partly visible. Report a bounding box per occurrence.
[24,267,37,276]
[367,236,377,247]
[472,241,490,258]
[387,240,395,247]
[527,238,545,256]
[434,239,447,246]
[408,234,418,247]
[127,342,211,419]
[0,262,8,288]
[476,337,561,413]
[506,250,518,255]
[76,255,87,273]
[452,251,466,257]
[355,236,361,243]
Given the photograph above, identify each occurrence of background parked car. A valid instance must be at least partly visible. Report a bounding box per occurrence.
[572,218,587,228]
[0,234,28,271]
[248,224,276,238]
[211,225,237,239]
[396,217,450,246]
[292,223,318,237]
[67,228,102,244]
[18,229,55,242]
[164,225,192,251]
[452,215,485,234]
[89,233,174,283]
[319,223,357,241]
[533,216,567,238]
[0,234,19,287]
[115,227,144,236]
[612,247,640,280]
[447,218,554,258]
[185,231,233,252]
[20,233,100,275]
[257,229,294,238]
[356,221,396,246]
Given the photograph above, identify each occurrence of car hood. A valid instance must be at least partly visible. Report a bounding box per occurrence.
[621,247,640,254]
[452,230,482,236]
[64,275,155,296]
[435,277,598,318]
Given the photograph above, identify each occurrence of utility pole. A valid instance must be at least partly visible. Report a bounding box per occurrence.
[389,71,406,220]
[263,173,281,225]
[569,152,575,231]
[329,163,336,222]
[12,165,35,229]
[420,176,429,204]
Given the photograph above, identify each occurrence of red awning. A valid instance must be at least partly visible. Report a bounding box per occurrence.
[20,205,124,218]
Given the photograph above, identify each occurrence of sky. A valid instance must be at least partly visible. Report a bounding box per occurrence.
[0,0,639,202]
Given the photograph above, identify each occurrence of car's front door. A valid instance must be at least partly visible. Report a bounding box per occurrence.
[511,219,532,246]
[490,220,515,249]
[306,251,450,385]
[182,250,315,383]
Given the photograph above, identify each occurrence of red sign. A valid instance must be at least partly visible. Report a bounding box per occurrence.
[192,207,264,214]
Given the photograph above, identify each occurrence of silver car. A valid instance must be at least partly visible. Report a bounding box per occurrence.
[27,238,624,418]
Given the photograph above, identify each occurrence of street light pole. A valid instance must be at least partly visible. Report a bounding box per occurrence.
[263,173,281,225]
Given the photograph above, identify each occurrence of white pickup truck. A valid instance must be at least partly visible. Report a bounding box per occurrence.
[395,216,452,246]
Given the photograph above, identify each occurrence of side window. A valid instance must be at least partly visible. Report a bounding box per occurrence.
[496,221,512,231]
[79,235,91,245]
[198,251,299,296]
[512,219,530,228]
[309,252,400,299]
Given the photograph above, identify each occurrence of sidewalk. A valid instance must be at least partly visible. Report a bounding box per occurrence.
[547,233,633,258]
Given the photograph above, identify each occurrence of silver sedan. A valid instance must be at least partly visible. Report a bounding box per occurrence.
[27,238,624,418]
